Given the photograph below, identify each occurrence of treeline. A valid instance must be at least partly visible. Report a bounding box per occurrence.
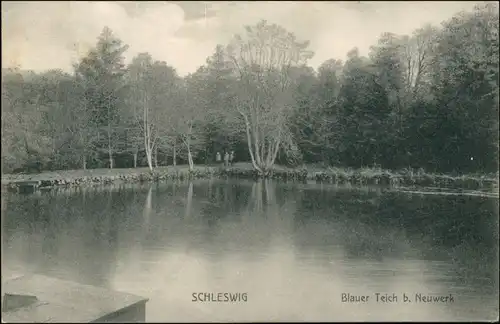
[2,3,498,176]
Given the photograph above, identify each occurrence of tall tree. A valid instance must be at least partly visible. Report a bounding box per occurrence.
[337,48,390,167]
[226,20,314,175]
[369,33,408,168]
[420,3,499,173]
[292,59,344,165]
[199,45,241,164]
[1,69,55,172]
[74,26,129,169]
[175,72,209,171]
[127,53,180,171]
[400,25,439,101]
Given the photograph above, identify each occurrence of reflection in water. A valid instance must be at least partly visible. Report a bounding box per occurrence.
[144,185,153,230]
[184,181,193,220]
[2,180,499,322]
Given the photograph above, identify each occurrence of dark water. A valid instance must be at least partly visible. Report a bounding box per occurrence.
[2,179,499,322]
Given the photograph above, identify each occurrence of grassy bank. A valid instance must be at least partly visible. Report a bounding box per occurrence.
[1,163,498,194]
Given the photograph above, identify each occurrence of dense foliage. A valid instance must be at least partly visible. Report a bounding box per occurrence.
[2,4,498,175]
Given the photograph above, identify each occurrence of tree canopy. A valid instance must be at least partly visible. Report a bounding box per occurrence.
[2,4,498,176]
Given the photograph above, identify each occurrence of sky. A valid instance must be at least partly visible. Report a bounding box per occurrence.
[1,1,487,76]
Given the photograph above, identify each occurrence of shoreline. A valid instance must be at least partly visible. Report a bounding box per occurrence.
[1,163,498,196]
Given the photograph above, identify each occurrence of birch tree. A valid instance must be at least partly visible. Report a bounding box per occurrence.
[226,20,314,176]
[127,53,180,171]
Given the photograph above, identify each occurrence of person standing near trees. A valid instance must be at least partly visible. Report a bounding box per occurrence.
[216,152,221,165]
[230,151,235,166]
[224,151,229,167]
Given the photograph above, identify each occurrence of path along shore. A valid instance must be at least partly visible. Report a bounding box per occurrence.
[1,163,498,197]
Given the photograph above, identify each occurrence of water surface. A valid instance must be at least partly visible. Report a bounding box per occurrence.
[2,179,499,322]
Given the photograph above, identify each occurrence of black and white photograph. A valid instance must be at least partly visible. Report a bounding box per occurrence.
[1,1,499,322]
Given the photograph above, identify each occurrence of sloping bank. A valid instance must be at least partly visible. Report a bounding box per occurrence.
[1,164,498,196]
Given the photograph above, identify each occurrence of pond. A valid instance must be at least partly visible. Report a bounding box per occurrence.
[2,179,498,321]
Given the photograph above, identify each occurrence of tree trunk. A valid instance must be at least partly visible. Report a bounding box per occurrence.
[173,142,177,166]
[143,96,154,171]
[108,119,113,169]
[184,181,193,219]
[186,139,194,171]
[108,136,113,169]
[82,155,87,170]
[241,113,263,173]
[133,152,137,168]
[145,148,153,171]
[184,125,194,171]
[144,126,153,171]
[154,145,158,168]
[144,133,153,171]
[143,186,152,232]
[187,148,194,171]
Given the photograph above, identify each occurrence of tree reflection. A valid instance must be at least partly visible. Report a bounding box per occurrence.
[142,185,153,234]
[184,181,194,219]
[243,179,296,246]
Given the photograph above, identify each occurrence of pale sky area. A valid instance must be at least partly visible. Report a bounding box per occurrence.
[1,1,487,76]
